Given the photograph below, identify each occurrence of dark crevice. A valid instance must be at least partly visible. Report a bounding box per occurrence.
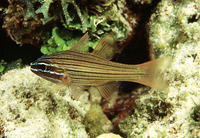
[115,0,162,92]
[0,23,43,64]
[188,14,199,23]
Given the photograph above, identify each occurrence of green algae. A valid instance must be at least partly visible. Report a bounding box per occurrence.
[40,18,127,55]
[40,26,90,55]
[0,60,6,73]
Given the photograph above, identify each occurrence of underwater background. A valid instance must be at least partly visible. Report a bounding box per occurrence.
[0,0,200,137]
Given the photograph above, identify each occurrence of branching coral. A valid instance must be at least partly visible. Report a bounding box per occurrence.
[61,0,88,33]
[35,0,54,24]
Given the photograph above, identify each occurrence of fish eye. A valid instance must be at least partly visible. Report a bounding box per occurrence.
[39,65,46,70]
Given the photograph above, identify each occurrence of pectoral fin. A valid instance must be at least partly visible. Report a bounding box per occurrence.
[68,85,89,101]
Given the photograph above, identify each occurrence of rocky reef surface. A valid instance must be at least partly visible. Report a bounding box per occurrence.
[119,0,200,137]
[1,0,200,137]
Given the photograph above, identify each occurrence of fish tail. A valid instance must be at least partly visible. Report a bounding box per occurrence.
[135,56,172,91]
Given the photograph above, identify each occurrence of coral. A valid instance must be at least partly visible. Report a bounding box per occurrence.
[148,0,200,57]
[3,0,139,53]
[118,90,173,137]
[83,104,113,137]
[3,1,44,45]
[35,0,54,24]
[88,86,102,104]
[61,0,88,33]
[38,0,132,54]
[0,64,117,137]
[5,0,200,137]
[22,0,38,20]
[0,66,90,137]
[118,0,200,137]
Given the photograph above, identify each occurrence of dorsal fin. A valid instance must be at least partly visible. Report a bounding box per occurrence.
[70,32,89,52]
[70,32,118,60]
[96,81,119,101]
[92,32,118,60]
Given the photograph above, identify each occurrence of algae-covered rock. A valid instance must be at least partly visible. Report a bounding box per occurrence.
[148,0,200,58]
[119,0,200,137]
[0,66,90,137]
[0,65,117,137]
[83,104,113,137]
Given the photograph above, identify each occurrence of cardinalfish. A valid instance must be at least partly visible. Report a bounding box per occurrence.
[31,32,170,100]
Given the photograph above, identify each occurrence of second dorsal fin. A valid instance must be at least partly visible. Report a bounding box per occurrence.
[70,32,89,52]
[92,32,118,60]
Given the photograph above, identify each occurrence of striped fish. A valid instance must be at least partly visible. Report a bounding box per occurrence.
[31,32,170,100]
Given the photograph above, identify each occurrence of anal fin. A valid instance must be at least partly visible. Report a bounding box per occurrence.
[96,81,119,101]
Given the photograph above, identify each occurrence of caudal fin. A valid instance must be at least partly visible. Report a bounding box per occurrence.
[135,56,172,91]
